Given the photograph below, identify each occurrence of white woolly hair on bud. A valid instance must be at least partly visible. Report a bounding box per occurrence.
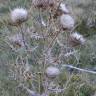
[59,3,69,14]
[70,32,85,46]
[60,14,75,30]
[10,8,28,24]
[46,66,60,78]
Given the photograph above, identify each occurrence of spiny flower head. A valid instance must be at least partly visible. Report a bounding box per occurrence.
[59,3,69,14]
[9,34,24,48]
[60,14,75,30]
[33,0,55,8]
[46,66,60,78]
[10,8,28,25]
[70,32,85,46]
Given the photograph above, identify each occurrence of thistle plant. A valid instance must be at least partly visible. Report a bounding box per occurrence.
[0,0,96,96]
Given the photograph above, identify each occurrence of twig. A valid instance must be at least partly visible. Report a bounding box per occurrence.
[48,88,65,93]
[62,64,96,74]
[45,30,60,53]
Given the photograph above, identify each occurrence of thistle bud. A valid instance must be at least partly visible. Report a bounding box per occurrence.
[60,14,75,30]
[46,66,60,78]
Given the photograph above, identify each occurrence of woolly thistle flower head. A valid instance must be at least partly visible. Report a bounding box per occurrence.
[45,66,60,78]
[60,14,75,30]
[10,8,28,25]
[70,32,85,46]
[59,3,69,14]
[33,0,55,8]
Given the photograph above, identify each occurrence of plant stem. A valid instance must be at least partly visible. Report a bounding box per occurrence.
[19,25,28,50]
